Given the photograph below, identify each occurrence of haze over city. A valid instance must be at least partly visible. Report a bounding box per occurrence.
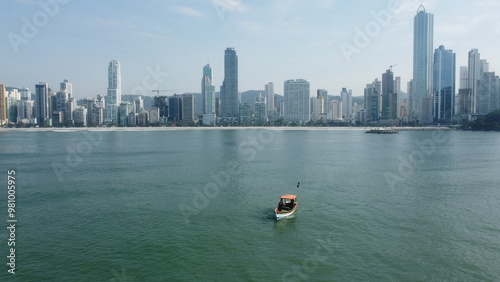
[2,0,500,99]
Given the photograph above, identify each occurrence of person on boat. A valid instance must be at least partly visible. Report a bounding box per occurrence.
[278,201,284,211]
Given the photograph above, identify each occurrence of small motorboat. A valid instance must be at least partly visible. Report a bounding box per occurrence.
[274,194,298,220]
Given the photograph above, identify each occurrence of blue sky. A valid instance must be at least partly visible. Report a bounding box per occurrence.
[2,0,499,99]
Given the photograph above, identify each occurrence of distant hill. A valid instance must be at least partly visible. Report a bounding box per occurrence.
[353,96,364,106]
[241,90,265,105]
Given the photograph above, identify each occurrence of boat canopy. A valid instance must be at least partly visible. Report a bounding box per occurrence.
[280,194,297,200]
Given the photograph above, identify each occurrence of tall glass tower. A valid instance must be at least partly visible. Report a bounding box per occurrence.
[412,5,434,123]
[106,60,121,124]
[220,48,239,119]
[202,64,215,115]
[35,82,49,125]
[433,45,456,123]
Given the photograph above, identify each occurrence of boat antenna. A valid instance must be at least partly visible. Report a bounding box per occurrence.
[297,182,300,188]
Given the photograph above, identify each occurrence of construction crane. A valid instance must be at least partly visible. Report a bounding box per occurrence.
[389,64,397,71]
[152,89,178,95]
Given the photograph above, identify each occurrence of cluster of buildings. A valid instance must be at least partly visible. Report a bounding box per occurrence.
[1,5,499,127]
[362,5,499,125]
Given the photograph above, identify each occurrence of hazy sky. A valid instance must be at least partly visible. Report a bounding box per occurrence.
[2,0,499,99]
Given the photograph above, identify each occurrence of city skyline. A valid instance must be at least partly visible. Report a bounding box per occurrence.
[2,0,500,99]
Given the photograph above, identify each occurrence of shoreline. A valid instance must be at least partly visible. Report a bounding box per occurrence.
[0,126,453,132]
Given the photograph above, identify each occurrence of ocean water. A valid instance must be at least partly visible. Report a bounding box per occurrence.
[0,128,499,281]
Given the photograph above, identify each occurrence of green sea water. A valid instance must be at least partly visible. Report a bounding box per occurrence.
[0,129,499,281]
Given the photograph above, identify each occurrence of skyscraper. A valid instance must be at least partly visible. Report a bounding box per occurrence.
[254,94,267,125]
[311,96,324,122]
[202,64,215,115]
[118,101,132,125]
[153,96,169,120]
[35,82,49,125]
[19,87,30,100]
[6,91,18,123]
[17,100,34,123]
[265,82,275,112]
[168,95,182,122]
[477,72,500,115]
[459,66,468,90]
[468,49,480,114]
[412,4,434,122]
[105,60,121,124]
[382,69,398,120]
[66,97,75,124]
[433,45,456,122]
[364,78,381,122]
[134,96,144,113]
[0,84,6,124]
[284,79,310,123]
[317,89,328,113]
[480,59,489,76]
[181,94,195,122]
[60,79,73,98]
[220,48,239,119]
[340,88,352,120]
[394,77,402,118]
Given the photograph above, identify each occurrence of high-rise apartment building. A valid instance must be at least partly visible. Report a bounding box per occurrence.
[459,66,468,90]
[477,72,500,115]
[364,79,381,122]
[265,82,275,112]
[17,100,34,122]
[412,5,434,122]
[19,87,30,100]
[394,77,402,118]
[35,82,49,125]
[105,60,121,124]
[153,96,169,120]
[202,64,215,115]
[433,45,456,122]
[168,95,182,122]
[329,100,342,120]
[0,84,6,124]
[74,106,87,126]
[60,79,73,98]
[220,48,239,119]
[66,97,75,124]
[254,94,267,125]
[311,96,324,122]
[181,94,195,122]
[468,49,480,114]
[340,88,352,120]
[284,79,310,123]
[382,69,398,120]
[317,89,328,113]
[119,101,133,125]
